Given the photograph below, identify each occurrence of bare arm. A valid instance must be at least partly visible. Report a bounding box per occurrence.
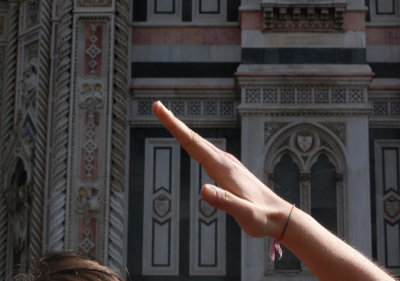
[153,101,395,281]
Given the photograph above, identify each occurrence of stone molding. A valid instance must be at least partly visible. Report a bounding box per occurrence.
[130,97,239,127]
[47,0,73,254]
[261,0,347,32]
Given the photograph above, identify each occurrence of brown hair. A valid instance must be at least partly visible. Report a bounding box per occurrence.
[25,252,125,281]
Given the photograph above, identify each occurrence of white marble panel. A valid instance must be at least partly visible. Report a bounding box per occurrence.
[154,148,171,191]
[386,223,400,267]
[346,117,372,256]
[241,116,266,281]
[200,220,217,265]
[242,30,366,48]
[367,46,400,63]
[190,139,226,276]
[384,149,399,191]
[143,139,180,276]
[153,221,171,265]
[200,0,219,13]
[155,0,174,13]
[132,45,241,62]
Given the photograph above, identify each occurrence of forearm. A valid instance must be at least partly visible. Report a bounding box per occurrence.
[280,207,394,281]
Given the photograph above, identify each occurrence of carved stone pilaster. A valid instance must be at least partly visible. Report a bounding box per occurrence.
[108,0,129,273]
[300,173,311,214]
[47,0,74,253]
[29,0,52,265]
[0,2,19,280]
[336,174,344,238]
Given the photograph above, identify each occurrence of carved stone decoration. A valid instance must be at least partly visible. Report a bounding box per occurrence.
[0,119,34,278]
[264,122,289,143]
[384,193,400,223]
[291,129,319,155]
[76,186,101,214]
[261,1,347,32]
[78,217,96,257]
[320,122,346,145]
[20,58,39,116]
[79,83,103,179]
[84,24,103,76]
[30,0,52,265]
[47,0,73,254]
[300,173,311,213]
[336,174,344,237]
[153,195,171,218]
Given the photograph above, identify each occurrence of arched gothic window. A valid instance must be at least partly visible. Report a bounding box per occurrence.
[265,123,346,275]
[311,154,337,234]
[273,153,301,271]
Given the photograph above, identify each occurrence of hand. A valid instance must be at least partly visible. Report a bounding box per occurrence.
[152,101,291,238]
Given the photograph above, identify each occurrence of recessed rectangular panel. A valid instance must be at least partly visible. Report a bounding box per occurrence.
[155,0,175,13]
[152,220,171,266]
[376,0,395,14]
[154,148,171,192]
[200,0,220,13]
[386,223,400,267]
[199,220,217,266]
[383,148,399,192]
[375,140,400,271]
[143,139,180,275]
[190,139,226,276]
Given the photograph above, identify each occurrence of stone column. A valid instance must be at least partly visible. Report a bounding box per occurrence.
[240,114,266,281]
[60,0,129,275]
[346,117,372,255]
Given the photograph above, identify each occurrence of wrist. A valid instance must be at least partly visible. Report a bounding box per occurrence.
[267,199,295,239]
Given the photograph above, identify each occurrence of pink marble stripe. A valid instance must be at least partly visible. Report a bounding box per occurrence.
[132,27,241,45]
[367,27,400,45]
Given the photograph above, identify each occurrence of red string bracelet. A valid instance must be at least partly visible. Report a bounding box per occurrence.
[268,204,295,261]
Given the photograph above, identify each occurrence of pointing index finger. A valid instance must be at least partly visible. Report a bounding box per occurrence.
[152,101,220,165]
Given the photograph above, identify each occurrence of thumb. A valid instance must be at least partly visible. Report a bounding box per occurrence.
[200,184,256,228]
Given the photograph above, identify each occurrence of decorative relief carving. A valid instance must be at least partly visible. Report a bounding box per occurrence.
[372,101,400,117]
[262,2,346,32]
[79,83,103,180]
[300,173,310,213]
[384,192,400,224]
[78,217,96,257]
[243,86,367,105]
[264,122,289,143]
[136,100,237,118]
[153,194,171,218]
[292,129,319,154]
[79,83,104,111]
[20,58,39,115]
[320,122,346,145]
[76,186,101,214]
[0,3,19,279]
[84,24,103,76]
[47,0,73,254]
